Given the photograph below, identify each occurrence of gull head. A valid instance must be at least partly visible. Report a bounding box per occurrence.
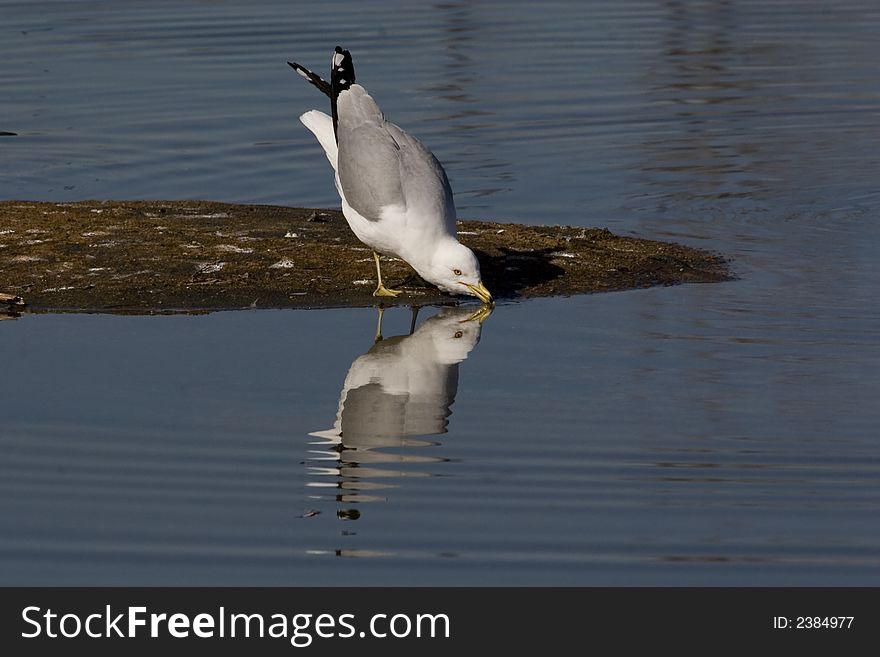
[418,240,493,304]
[418,306,489,365]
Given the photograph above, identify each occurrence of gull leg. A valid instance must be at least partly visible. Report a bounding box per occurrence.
[374,306,385,343]
[372,251,403,297]
[409,305,420,335]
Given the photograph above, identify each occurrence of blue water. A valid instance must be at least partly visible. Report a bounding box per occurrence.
[1,0,879,585]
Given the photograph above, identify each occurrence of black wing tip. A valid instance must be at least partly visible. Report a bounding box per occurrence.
[288,61,309,74]
[331,47,355,89]
[333,47,353,64]
[288,59,332,97]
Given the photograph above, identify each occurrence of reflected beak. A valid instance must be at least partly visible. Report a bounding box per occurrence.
[465,281,493,304]
[464,303,494,324]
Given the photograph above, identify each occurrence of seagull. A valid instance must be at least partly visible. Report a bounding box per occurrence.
[288,47,493,304]
[308,305,489,505]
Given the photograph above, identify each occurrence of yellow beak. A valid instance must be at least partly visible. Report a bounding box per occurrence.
[464,303,494,324]
[465,281,493,304]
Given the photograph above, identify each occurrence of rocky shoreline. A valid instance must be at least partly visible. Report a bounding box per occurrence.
[0,200,729,315]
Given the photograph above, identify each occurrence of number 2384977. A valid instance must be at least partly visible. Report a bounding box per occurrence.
[773,617,854,629]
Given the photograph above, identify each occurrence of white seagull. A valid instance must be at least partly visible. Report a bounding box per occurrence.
[288,47,493,303]
[309,305,488,451]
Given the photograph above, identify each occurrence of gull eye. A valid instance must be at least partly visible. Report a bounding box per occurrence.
[453,268,462,276]
[454,331,463,339]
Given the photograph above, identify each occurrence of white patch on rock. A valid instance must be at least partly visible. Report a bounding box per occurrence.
[216,244,254,254]
[194,262,225,274]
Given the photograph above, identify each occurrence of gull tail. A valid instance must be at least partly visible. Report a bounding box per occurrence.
[300,110,338,171]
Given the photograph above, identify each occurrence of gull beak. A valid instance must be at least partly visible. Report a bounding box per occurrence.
[464,304,494,324]
[465,281,493,305]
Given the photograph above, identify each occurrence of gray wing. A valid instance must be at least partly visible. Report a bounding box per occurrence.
[337,329,460,444]
[336,85,454,226]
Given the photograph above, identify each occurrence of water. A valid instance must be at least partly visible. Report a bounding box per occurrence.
[2,0,879,585]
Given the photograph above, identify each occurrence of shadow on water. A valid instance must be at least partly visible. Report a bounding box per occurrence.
[305,305,489,540]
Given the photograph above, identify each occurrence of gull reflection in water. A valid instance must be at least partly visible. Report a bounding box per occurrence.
[307,304,491,522]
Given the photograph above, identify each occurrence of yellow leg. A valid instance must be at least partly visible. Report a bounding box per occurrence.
[374,306,385,343]
[372,251,402,297]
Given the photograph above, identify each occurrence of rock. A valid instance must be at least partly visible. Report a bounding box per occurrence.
[0,200,729,313]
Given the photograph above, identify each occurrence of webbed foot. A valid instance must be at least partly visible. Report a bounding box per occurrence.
[373,284,403,298]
